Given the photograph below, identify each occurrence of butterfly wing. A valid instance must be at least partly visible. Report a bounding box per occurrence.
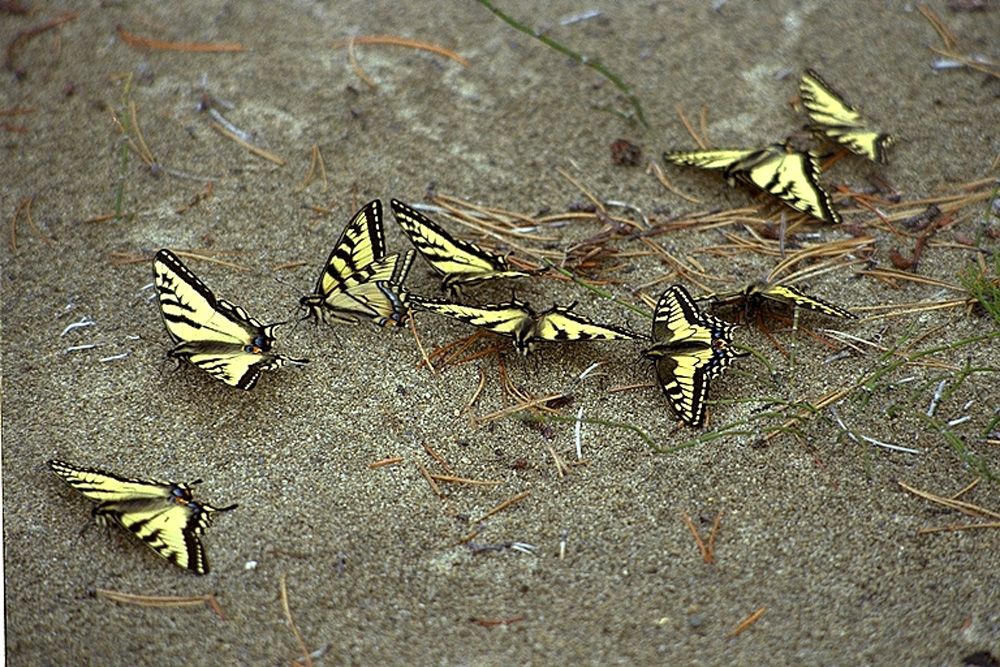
[314,200,386,296]
[390,199,529,290]
[754,283,857,319]
[740,150,842,224]
[412,296,537,350]
[534,305,642,345]
[153,249,305,390]
[800,69,893,163]
[48,459,237,575]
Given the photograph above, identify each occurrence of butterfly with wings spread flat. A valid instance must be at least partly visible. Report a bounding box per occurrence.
[643,285,745,428]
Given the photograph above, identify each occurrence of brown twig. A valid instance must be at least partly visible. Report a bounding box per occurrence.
[117,26,245,52]
[210,120,285,165]
[331,35,470,67]
[474,491,531,524]
[727,607,766,640]
[422,442,452,475]
[473,615,524,627]
[416,459,442,496]
[5,12,79,69]
[347,35,376,88]
[429,475,502,486]
[95,588,228,621]
[279,575,314,667]
[369,457,404,468]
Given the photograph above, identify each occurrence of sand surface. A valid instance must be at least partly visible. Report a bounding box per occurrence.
[3,1,1000,664]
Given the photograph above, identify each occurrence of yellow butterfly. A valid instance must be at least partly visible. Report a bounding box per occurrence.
[697,281,857,320]
[663,143,841,224]
[48,459,236,575]
[643,285,744,427]
[153,249,307,390]
[390,199,531,292]
[412,295,641,355]
[800,69,894,164]
[300,200,414,326]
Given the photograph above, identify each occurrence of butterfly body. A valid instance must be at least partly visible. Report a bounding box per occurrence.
[663,144,841,224]
[48,459,236,575]
[643,285,743,427]
[800,69,893,164]
[412,296,641,355]
[301,200,414,326]
[390,198,531,292]
[153,249,307,390]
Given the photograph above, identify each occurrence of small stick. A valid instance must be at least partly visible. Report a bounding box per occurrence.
[473,615,524,627]
[416,459,442,496]
[409,312,435,375]
[5,12,79,69]
[460,369,487,416]
[369,457,404,468]
[117,27,245,52]
[706,510,723,561]
[917,522,1000,535]
[331,35,471,67]
[680,509,710,563]
[648,160,702,204]
[94,589,227,621]
[279,575,313,667]
[727,607,766,640]
[898,481,1000,520]
[950,478,980,500]
[474,491,530,524]
[429,475,502,486]
[422,442,452,475]
[210,121,285,165]
[347,35,376,88]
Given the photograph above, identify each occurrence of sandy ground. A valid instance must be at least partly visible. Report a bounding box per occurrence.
[3,1,1000,664]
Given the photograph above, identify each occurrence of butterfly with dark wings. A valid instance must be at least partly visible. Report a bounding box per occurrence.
[390,199,532,292]
[800,69,894,164]
[300,200,415,327]
[48,459,237,575]
[153,249,308,390]
[662,143,841,224]
[697,281,857,320]
[643,285,745,428]
[411,295,642,356]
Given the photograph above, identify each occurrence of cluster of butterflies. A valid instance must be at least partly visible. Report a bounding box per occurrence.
[49,68,870,576]
[663,69,894,225]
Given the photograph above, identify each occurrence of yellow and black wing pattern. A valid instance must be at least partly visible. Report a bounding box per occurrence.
[699,282,857,319]
[412,296,641,355]
[153,249,307,390]
[800,69,893,164]
[663,145,841,224]
[390,199,530,290]
[48,459,237,575]
[300,200,415,326]
[643,285,743,427]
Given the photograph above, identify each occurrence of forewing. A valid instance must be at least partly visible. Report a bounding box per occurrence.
[49,459,173,504]
[800,69,892,163]
[742,151,841,224]
[315,200,386,295]
[650,285,715,346]
[760,283,857,319]
[412,297,532,336]
[534,306,642,343]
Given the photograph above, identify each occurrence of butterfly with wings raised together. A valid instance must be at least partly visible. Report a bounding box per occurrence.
[48,459,237,575]
[153,249,308,390]
[300,200,414,327]
[390,198,533,293]
[643,285,745,428]
[800,68,894,164]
